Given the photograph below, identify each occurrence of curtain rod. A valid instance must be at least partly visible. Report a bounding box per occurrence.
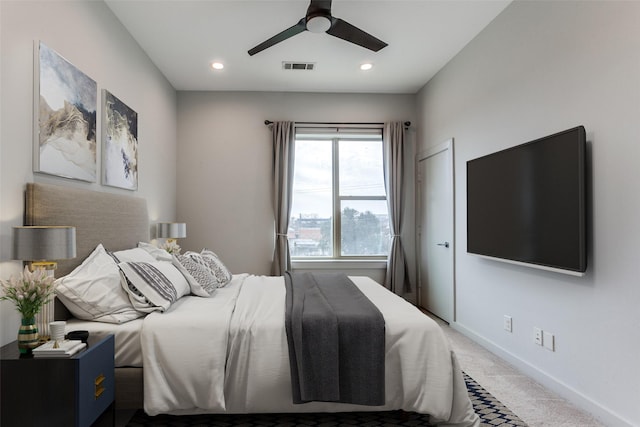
[264,120,411,128]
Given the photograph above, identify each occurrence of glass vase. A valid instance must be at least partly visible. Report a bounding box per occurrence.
[18,317,39,354]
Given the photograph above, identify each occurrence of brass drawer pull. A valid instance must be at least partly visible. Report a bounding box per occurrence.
[95,374,105,399]
[95,374,105,386]
[95,386,105,399]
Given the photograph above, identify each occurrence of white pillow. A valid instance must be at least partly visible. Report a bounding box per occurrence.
[111,247,157,263]
[119,261,190,313]
[54,244,144,323]
[137,241,173,262]
[173,254,218,297]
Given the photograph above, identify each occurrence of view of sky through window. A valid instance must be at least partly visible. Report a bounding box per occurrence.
[290,135,390,257]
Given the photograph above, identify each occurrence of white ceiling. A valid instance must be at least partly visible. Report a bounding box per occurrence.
[105,0,511,94]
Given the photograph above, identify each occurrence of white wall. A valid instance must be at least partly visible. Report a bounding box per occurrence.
[0,1,178,346]
[416,1,640,426]
[176,91,416,297]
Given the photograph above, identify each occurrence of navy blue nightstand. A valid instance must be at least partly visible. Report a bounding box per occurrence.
[1,334,115,427]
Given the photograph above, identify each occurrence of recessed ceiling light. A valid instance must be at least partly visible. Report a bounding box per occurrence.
[211,62,224,70]
[360,63,373,71]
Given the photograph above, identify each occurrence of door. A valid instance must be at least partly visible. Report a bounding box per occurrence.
[417,139,454,323]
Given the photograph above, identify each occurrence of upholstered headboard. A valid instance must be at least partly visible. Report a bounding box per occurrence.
[25,182,150,277]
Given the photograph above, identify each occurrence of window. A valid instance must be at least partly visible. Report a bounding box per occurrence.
[289,127,390,259]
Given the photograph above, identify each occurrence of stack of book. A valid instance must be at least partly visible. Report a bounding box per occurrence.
[32,340,86,358]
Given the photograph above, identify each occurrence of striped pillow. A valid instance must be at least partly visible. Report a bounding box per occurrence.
[119,261,190,313]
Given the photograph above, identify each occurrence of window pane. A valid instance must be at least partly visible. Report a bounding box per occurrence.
[290,140,333,257]
[340,200,390,256]
[339,140,385,196]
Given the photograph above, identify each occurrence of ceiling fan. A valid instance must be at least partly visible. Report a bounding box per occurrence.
[248,0,388,56]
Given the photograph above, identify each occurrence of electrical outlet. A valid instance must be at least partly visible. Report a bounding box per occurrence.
[534,327,543,346]
[543,331,555,351]
[503,315,512,332]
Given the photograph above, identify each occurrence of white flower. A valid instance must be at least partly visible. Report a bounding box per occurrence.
[0,265,55,319]
[162,240,182,255]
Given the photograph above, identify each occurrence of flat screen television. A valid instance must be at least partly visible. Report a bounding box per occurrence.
[466,126,587,276]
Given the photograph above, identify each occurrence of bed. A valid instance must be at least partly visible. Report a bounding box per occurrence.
[24,182,479,426]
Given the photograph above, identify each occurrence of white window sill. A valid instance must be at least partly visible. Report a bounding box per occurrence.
[291,259,387,270]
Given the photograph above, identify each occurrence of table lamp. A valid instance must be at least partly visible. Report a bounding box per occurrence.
[13,226,77,339]
[156,222,187,243]
[156,222,187,255]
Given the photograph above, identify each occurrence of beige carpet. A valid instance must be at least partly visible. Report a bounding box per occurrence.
[432,314,604,427]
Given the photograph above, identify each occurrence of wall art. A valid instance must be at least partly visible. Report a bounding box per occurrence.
[34,41,97,182]
[102,89,138,190]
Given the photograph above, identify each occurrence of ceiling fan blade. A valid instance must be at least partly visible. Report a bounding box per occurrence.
[326,17,387,52]
[307,0,332,17]
[248,18,307,56]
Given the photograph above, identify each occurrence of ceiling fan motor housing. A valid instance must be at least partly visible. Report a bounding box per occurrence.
[306,15,332,33]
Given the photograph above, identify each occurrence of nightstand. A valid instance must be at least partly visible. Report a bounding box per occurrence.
[1,334,115,427]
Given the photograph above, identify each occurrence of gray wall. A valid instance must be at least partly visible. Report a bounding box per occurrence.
[176,91,416,298]
[2,0,636,424]
[0,1,178,345]
[415,1,639,426]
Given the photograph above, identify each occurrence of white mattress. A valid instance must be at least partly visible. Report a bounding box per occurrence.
[65,317,144,367]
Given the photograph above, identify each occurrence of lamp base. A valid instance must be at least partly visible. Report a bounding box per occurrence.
[30,263,57,339]
[29,261,57,274]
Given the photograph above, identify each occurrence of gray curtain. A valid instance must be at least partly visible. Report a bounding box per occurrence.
[383,122,411,294]
[271,121,295,276]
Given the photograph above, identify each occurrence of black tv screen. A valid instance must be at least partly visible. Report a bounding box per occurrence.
[467,126,587,275]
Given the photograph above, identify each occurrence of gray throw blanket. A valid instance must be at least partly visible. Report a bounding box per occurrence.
[284,271,385,406]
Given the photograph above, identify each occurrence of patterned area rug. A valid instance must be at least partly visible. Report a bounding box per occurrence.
[126,372,527,426]
[463,373,528,426]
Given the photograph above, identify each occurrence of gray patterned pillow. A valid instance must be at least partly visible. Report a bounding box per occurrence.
[173,254,219,297]
[200,249,232,287]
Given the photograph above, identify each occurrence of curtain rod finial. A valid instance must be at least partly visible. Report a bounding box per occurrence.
[265,120,273,126]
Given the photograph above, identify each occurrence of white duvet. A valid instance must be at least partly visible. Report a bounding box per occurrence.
[140,274,479,427]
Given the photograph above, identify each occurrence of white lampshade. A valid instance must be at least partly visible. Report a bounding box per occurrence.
[13,226,77,261]
[156,222,187,239]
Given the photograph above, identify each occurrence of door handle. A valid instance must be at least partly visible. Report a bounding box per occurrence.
[437,242,450,248]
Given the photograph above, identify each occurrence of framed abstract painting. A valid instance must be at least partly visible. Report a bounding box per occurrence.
[34,41,97,182]
[102,89,138,190]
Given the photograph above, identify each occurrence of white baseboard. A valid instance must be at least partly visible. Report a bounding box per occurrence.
[451,322,634,427]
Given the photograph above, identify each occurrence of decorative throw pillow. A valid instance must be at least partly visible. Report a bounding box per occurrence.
[111,247,157,263]
[119,261,190,313]
[137,242,173,262]
[200,249,233,287]
[173,254,218,297]
[54,244,144,323]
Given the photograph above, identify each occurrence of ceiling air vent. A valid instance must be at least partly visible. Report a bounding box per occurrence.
[282,62,315,71]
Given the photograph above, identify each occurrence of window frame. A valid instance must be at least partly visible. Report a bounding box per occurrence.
[292,125,389,260]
